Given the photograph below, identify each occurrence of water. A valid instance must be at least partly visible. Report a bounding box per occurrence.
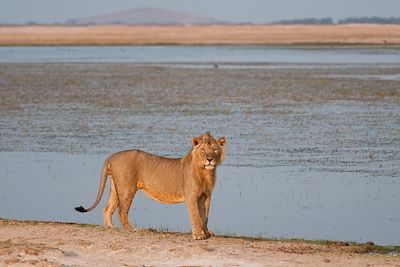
[1,45,400,64]
[1,152,398,245]
[0,46,399,245]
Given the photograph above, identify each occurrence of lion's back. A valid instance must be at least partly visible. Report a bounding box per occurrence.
[106,149,183,180]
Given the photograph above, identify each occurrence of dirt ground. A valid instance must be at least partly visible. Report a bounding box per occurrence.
[0,219,399,267]
[1,24,400,45]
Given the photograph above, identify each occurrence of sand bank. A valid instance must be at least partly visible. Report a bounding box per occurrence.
[0,219,399,266]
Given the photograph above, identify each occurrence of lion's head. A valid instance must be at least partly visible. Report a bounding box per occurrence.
[191,132,225,170]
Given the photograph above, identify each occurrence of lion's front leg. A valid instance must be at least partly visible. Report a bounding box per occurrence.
[185,195,207,240]
[199,195,213,238]
[204,196,214,237]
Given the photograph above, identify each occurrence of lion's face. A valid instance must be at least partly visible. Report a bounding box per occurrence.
[192,132,225,170]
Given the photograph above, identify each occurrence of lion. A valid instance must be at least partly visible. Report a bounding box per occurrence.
[75,132,225,240]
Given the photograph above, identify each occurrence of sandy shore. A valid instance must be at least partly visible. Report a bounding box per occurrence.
[0,219,399,267]
[1,24,400,45]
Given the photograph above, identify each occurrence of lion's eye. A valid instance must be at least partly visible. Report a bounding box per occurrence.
[201,148,206,153]
[214,150,219,154]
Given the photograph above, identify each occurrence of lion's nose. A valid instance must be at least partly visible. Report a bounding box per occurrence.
[207,156,213,162]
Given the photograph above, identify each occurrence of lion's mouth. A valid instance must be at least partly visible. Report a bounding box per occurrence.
[204,164,215,170]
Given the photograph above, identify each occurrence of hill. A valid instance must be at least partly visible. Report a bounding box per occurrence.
[68,7,219,25]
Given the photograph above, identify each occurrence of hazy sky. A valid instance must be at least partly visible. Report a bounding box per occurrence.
[1,0,399,24]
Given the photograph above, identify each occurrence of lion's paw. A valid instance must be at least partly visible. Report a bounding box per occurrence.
[205,230,215,238]
[192,230,207,240]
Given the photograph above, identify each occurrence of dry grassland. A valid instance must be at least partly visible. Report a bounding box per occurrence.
[1,24,400,45]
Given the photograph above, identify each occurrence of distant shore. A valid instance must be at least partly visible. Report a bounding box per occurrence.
[1,24,400,46]
[1,219,399,266]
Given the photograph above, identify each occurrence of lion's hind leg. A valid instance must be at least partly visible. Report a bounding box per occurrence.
[117,187,137,232]
[103,178,118,228]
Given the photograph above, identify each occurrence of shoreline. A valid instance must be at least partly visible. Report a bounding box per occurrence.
[1,219,399,266]
[2,44,400,49]
[1,24,400,46]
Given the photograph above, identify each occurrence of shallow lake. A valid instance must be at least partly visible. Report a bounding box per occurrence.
[0,46,399,245]
[1,45,400,64]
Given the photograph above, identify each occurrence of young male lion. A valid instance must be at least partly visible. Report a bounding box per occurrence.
[75,132,225,240]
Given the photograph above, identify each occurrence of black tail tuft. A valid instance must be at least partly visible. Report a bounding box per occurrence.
[75,206,88,213]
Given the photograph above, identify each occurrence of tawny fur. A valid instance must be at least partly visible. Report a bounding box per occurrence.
[75,132,225,240]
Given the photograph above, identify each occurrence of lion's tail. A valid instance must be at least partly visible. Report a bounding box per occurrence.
[75,159,109,213]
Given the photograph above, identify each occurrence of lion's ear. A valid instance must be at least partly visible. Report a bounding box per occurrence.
[192,137,199,147]
[217,137,226,147]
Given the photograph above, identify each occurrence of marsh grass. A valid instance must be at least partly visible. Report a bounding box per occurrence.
[215,232,400,255]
